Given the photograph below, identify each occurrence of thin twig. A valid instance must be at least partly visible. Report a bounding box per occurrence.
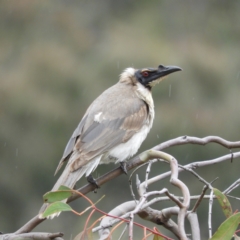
[117,223,128,240]
[13,136,240,236]
[223,178,240,195]
[178,164,213,187]
[208,188,214,239]
[145,160,154,190]
[192,185,209,213]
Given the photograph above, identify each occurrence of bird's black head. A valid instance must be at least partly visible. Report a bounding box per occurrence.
[135,65,182,88]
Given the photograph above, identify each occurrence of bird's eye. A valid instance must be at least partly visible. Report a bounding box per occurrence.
[142,71,149,77]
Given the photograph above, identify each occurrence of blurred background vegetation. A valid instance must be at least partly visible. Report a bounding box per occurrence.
[1,0,240,239]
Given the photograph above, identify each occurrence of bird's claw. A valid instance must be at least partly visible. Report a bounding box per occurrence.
[87,174,100,190]
[120,162,128,175]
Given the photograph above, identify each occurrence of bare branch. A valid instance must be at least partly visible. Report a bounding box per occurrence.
[117,224,128,240]
[226,195,240,201]
[136,150,190,240]
[208,189,214,239]
[153,135,240,151]
[13,136,240,237]
[96,149,191,240]
[145,160,154,190]
[187,212,201,240]
[1,232,63,240]
[223,178,240,195]
[191,185,209,213]
[97,201,137,238]
[138,207,180,239]
[178,164,213,188]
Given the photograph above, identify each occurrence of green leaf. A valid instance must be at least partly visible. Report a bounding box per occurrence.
[213,188,232,218]
[153,234,165,240]
[152,228,165,240]
[43,186,74,203]
[58,185,72,191]
[210,212,240,240]
[41,201,72,218]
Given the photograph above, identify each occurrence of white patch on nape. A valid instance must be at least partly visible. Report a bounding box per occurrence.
[119,67,135,81]
[94,112,103,122]
[148,76,167,87]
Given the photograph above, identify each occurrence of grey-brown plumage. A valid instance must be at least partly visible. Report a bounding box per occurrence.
[56,81,149,172]
[39,64,181,218]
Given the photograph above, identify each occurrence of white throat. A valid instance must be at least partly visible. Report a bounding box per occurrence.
[136,82,154,115]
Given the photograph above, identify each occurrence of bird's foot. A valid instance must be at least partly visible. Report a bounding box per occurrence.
[120,162,128,175]
[87,174,100,190]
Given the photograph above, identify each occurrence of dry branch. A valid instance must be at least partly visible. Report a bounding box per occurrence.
[4,135,240,239]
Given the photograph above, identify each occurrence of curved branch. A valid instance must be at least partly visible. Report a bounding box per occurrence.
[14,136,240,235]
[153,135,240,150]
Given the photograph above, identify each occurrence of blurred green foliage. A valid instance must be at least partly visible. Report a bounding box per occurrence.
[1,1,240,239]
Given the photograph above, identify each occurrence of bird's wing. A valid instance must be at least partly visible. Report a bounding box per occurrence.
[70,97,149,171]
[55,83,149,174]
[54,116,88,175]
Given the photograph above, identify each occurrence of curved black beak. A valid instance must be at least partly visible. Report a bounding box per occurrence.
[146,65,182,87]
[156,65,182,78]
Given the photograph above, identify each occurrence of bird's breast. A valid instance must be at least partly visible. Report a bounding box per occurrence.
[106,111,154,164]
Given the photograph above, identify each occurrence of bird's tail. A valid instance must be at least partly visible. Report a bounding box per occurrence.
[38,163,88,219]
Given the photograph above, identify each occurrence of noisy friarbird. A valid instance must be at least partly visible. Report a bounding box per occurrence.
[39,64,182,218]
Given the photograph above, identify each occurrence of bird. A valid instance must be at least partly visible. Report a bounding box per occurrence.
[39,64,181,218]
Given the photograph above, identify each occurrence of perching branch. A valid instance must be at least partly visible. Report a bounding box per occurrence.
[6,135,240,240]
